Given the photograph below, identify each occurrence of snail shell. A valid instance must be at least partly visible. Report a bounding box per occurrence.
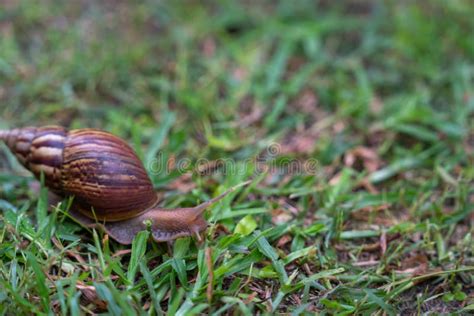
[0,126,242,244]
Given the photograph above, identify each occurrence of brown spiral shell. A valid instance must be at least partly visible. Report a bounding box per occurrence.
[1,126,158,221]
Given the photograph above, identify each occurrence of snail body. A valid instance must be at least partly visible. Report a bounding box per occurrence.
[0,126,238,244]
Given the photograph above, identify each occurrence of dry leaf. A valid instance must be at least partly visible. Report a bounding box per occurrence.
[167,173,196,193]
[395,254,430,276]
[77,284,108,311]
[271,209,293,225]
[344,146,381,173]
[276,235,292,248]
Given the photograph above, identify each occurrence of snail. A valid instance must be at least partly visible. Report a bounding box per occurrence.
[0,126,246,244]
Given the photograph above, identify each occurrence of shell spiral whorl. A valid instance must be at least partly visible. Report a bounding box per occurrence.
[1,126,66,191]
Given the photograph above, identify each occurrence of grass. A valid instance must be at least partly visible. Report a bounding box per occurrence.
[0,0,473,314]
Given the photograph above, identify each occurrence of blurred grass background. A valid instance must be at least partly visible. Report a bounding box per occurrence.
[0,0,473,314]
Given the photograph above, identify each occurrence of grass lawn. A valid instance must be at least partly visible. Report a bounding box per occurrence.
[0,1,473,314]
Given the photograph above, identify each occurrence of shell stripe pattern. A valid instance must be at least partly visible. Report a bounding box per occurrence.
[61,129,159,221]
[1,126,67,191]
